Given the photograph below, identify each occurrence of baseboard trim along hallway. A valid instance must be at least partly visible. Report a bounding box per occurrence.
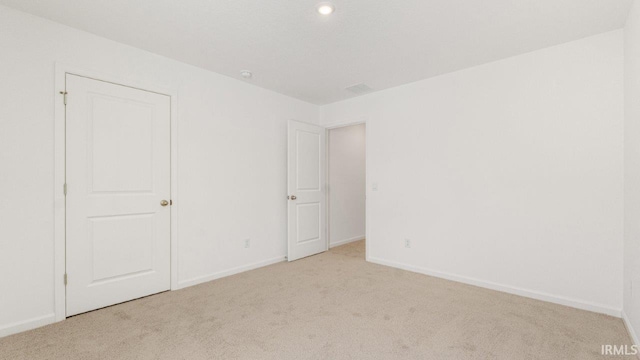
[330,236,365,249]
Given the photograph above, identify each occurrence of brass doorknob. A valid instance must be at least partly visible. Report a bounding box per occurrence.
[160,200,169,206]
[290,195,297,200]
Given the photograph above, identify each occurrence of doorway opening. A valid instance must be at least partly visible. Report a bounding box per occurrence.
[286,120,366,262]
[327,123,366,258]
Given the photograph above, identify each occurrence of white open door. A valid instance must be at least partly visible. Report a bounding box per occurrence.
[65,74,171,316]
[287,120,327,261]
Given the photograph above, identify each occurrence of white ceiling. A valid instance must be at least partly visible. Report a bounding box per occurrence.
[1,0,633,105]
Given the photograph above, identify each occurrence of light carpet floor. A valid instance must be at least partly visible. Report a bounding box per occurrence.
[0,240,634,359]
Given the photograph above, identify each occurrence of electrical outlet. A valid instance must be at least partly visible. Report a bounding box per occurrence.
[244,238,251,248]
[404,238,411,248]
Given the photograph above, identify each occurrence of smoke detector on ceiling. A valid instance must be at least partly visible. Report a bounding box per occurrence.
[345,83,373,94]
[240,70,253,79]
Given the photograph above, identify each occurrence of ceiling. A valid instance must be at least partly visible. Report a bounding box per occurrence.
[1,0,633,105]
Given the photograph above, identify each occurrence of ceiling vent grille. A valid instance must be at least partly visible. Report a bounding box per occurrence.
[345,83,373,94]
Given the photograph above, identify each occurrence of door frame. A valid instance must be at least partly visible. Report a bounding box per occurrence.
[53,62,179,322]
[324,120,368,260]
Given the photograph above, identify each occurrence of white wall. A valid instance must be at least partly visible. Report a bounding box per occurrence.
[321,30,624,315]
[624,0,640,345]
[329,124,366,247]
[0,5,319,336]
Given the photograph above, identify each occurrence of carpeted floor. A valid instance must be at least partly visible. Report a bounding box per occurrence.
[0,240,634,359]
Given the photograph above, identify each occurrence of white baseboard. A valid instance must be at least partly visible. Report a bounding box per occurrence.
[367,256,621,317]
[330,235,365,248]
[1,257,287,338]
[177,255,286,289]
[623,311,640,347]
[0,313,56,338]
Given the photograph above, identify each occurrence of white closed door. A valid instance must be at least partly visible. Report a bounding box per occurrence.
[287,120,327,261]
[65,74,171,316]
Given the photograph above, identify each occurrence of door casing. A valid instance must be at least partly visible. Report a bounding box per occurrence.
[53,62,179,322]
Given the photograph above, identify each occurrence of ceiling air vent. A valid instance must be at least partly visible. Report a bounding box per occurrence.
[345,83,373,94]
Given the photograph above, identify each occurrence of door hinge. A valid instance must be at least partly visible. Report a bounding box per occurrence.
[59,91,68,106]
[63,183,67,196]
[64,273,68,286]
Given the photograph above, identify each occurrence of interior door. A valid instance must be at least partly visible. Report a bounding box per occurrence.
[287,120,327,261]
[65,74,171,316]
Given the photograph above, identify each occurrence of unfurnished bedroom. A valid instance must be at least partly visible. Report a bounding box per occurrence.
[1,1,640,359]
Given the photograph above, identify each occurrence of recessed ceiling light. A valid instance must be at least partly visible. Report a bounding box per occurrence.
[316,2,335,15]
[240,70,252,79]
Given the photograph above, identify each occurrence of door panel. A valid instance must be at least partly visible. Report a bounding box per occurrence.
[90,95,154,193]
[288,120,326,261]
[66,74,171,316]
[296,203,321,243]
[89,213,154,282]
[296,130,321,190]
